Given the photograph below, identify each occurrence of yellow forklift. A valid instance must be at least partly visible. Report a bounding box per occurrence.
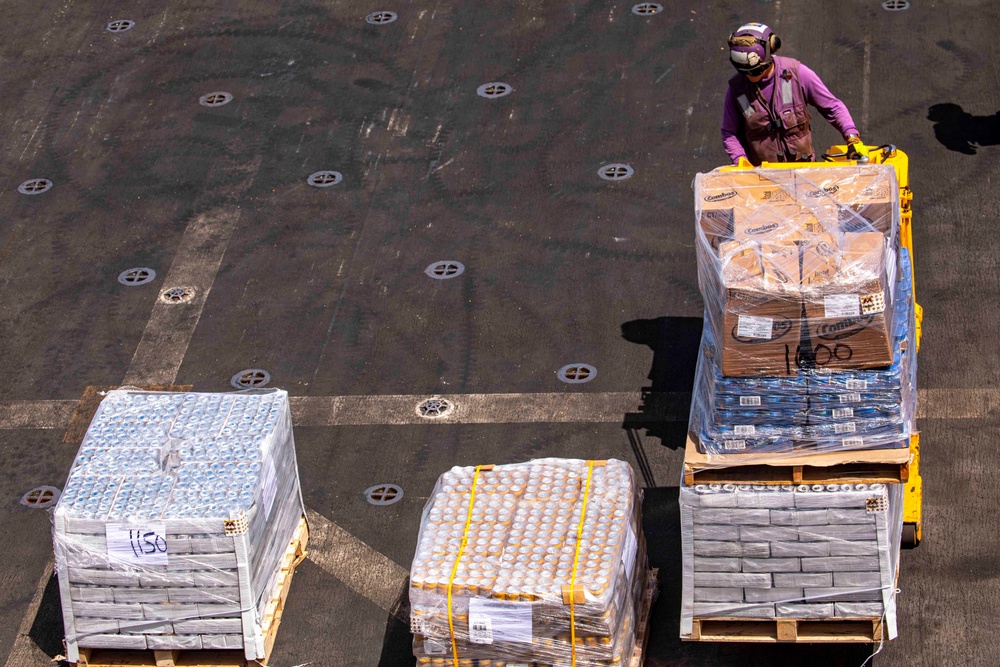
[720,142,924,548]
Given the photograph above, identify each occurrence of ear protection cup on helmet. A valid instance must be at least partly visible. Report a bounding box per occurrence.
[770,34,781,53]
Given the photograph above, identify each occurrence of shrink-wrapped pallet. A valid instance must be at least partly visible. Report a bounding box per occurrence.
[689,249,917,458]
[409,459,649,667]
[53,389,305,662]
[679,480,902,639]
[695,165,900,377]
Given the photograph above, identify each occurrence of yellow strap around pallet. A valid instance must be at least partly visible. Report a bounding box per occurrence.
[570,460,596,667]
[448,465,484,667]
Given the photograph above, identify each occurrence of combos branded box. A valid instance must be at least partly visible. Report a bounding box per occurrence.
[797,167,895,234]
[801,232,895,371]
[699,171,799,251]
[718,241,802,376]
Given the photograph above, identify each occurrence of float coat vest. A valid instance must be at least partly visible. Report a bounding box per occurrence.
[728,55,814,164]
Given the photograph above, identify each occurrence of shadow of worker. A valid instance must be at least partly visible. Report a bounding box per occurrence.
[928,103,1000,155]
[620,316,702,455]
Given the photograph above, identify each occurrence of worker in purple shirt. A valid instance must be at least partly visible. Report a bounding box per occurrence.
[722,22,862,166]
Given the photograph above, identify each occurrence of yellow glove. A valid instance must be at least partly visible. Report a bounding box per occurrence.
[845,134,869,161]
[736,156,753,168]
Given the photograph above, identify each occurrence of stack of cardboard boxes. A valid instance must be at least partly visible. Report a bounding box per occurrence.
[680,165,916,641]
[698,168,898,378]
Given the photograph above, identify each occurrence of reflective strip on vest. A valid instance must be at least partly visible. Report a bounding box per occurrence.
[781,77,793,105]
[737,94,754,119]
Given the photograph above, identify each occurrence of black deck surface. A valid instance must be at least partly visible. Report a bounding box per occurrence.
[1,1,999,666]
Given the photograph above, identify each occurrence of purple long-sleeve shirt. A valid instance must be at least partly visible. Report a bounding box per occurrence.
[721,62,858,164]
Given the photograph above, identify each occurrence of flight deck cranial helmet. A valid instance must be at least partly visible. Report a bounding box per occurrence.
[728,22,781,77]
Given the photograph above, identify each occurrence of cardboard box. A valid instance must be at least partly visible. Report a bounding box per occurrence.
[720,306,802,376]
[699,209,734,253]
[719,241,803,376]
[732,205,833,245]
[697,167,899,377]
[698,171,798,212]
[800,233,894,370]
[698,171,801,254]
[720,240,800,293]
[796,166,896,234]
[799,232,841,287]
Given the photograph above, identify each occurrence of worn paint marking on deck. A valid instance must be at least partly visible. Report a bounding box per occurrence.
[2,562,53,667]
[121,208,242,387]
[305,509,409,621]
[0,400,77,429]
[0,389,994,431]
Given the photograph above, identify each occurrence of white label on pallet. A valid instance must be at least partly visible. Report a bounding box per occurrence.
[106,523,169,565]
[834,422,857,434]
[622,524,638,582]
[843,437,864,448]
[422,639,447,655]
[469,616,493,644]
[840,392,862,403]
[845,379,868,390]
[739,395,762,407]
[736,315,773,340]
[468,599,532,644]
[833,407,855,419]
[824,294,861,319]
[724,439,747,451]
[734,424,756,436]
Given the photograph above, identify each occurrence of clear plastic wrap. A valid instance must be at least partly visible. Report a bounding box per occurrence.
[690,247,917,458]
[679,479,902,640]
[696,165,900,377]
[52,389,305,662]
[409,459,649,666]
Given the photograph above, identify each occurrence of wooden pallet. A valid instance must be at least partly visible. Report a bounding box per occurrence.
[683,435,911,486]
[73,517,309,667]
[626,569,659,667]
[687,616,883,643]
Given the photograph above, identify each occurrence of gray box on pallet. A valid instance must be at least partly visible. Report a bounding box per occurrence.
[680,481,902,640]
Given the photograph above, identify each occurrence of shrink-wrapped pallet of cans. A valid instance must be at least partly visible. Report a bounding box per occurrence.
[679,480,903,640]
[409,459,652,667]
[52,389,305,662]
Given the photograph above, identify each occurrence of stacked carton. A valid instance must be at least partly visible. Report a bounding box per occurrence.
[680,482,903,637]
[409,459,650,666]
[53,389,305,662]
[681,165,915,641]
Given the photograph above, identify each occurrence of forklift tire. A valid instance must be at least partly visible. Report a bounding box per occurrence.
[902,523,920,548]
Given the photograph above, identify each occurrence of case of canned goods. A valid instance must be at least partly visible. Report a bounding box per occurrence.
[679,480,903,640]
[51,389,305,663]
[409,459,649,666]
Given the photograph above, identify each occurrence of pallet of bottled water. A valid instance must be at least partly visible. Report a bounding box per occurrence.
[52,389,305,663]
